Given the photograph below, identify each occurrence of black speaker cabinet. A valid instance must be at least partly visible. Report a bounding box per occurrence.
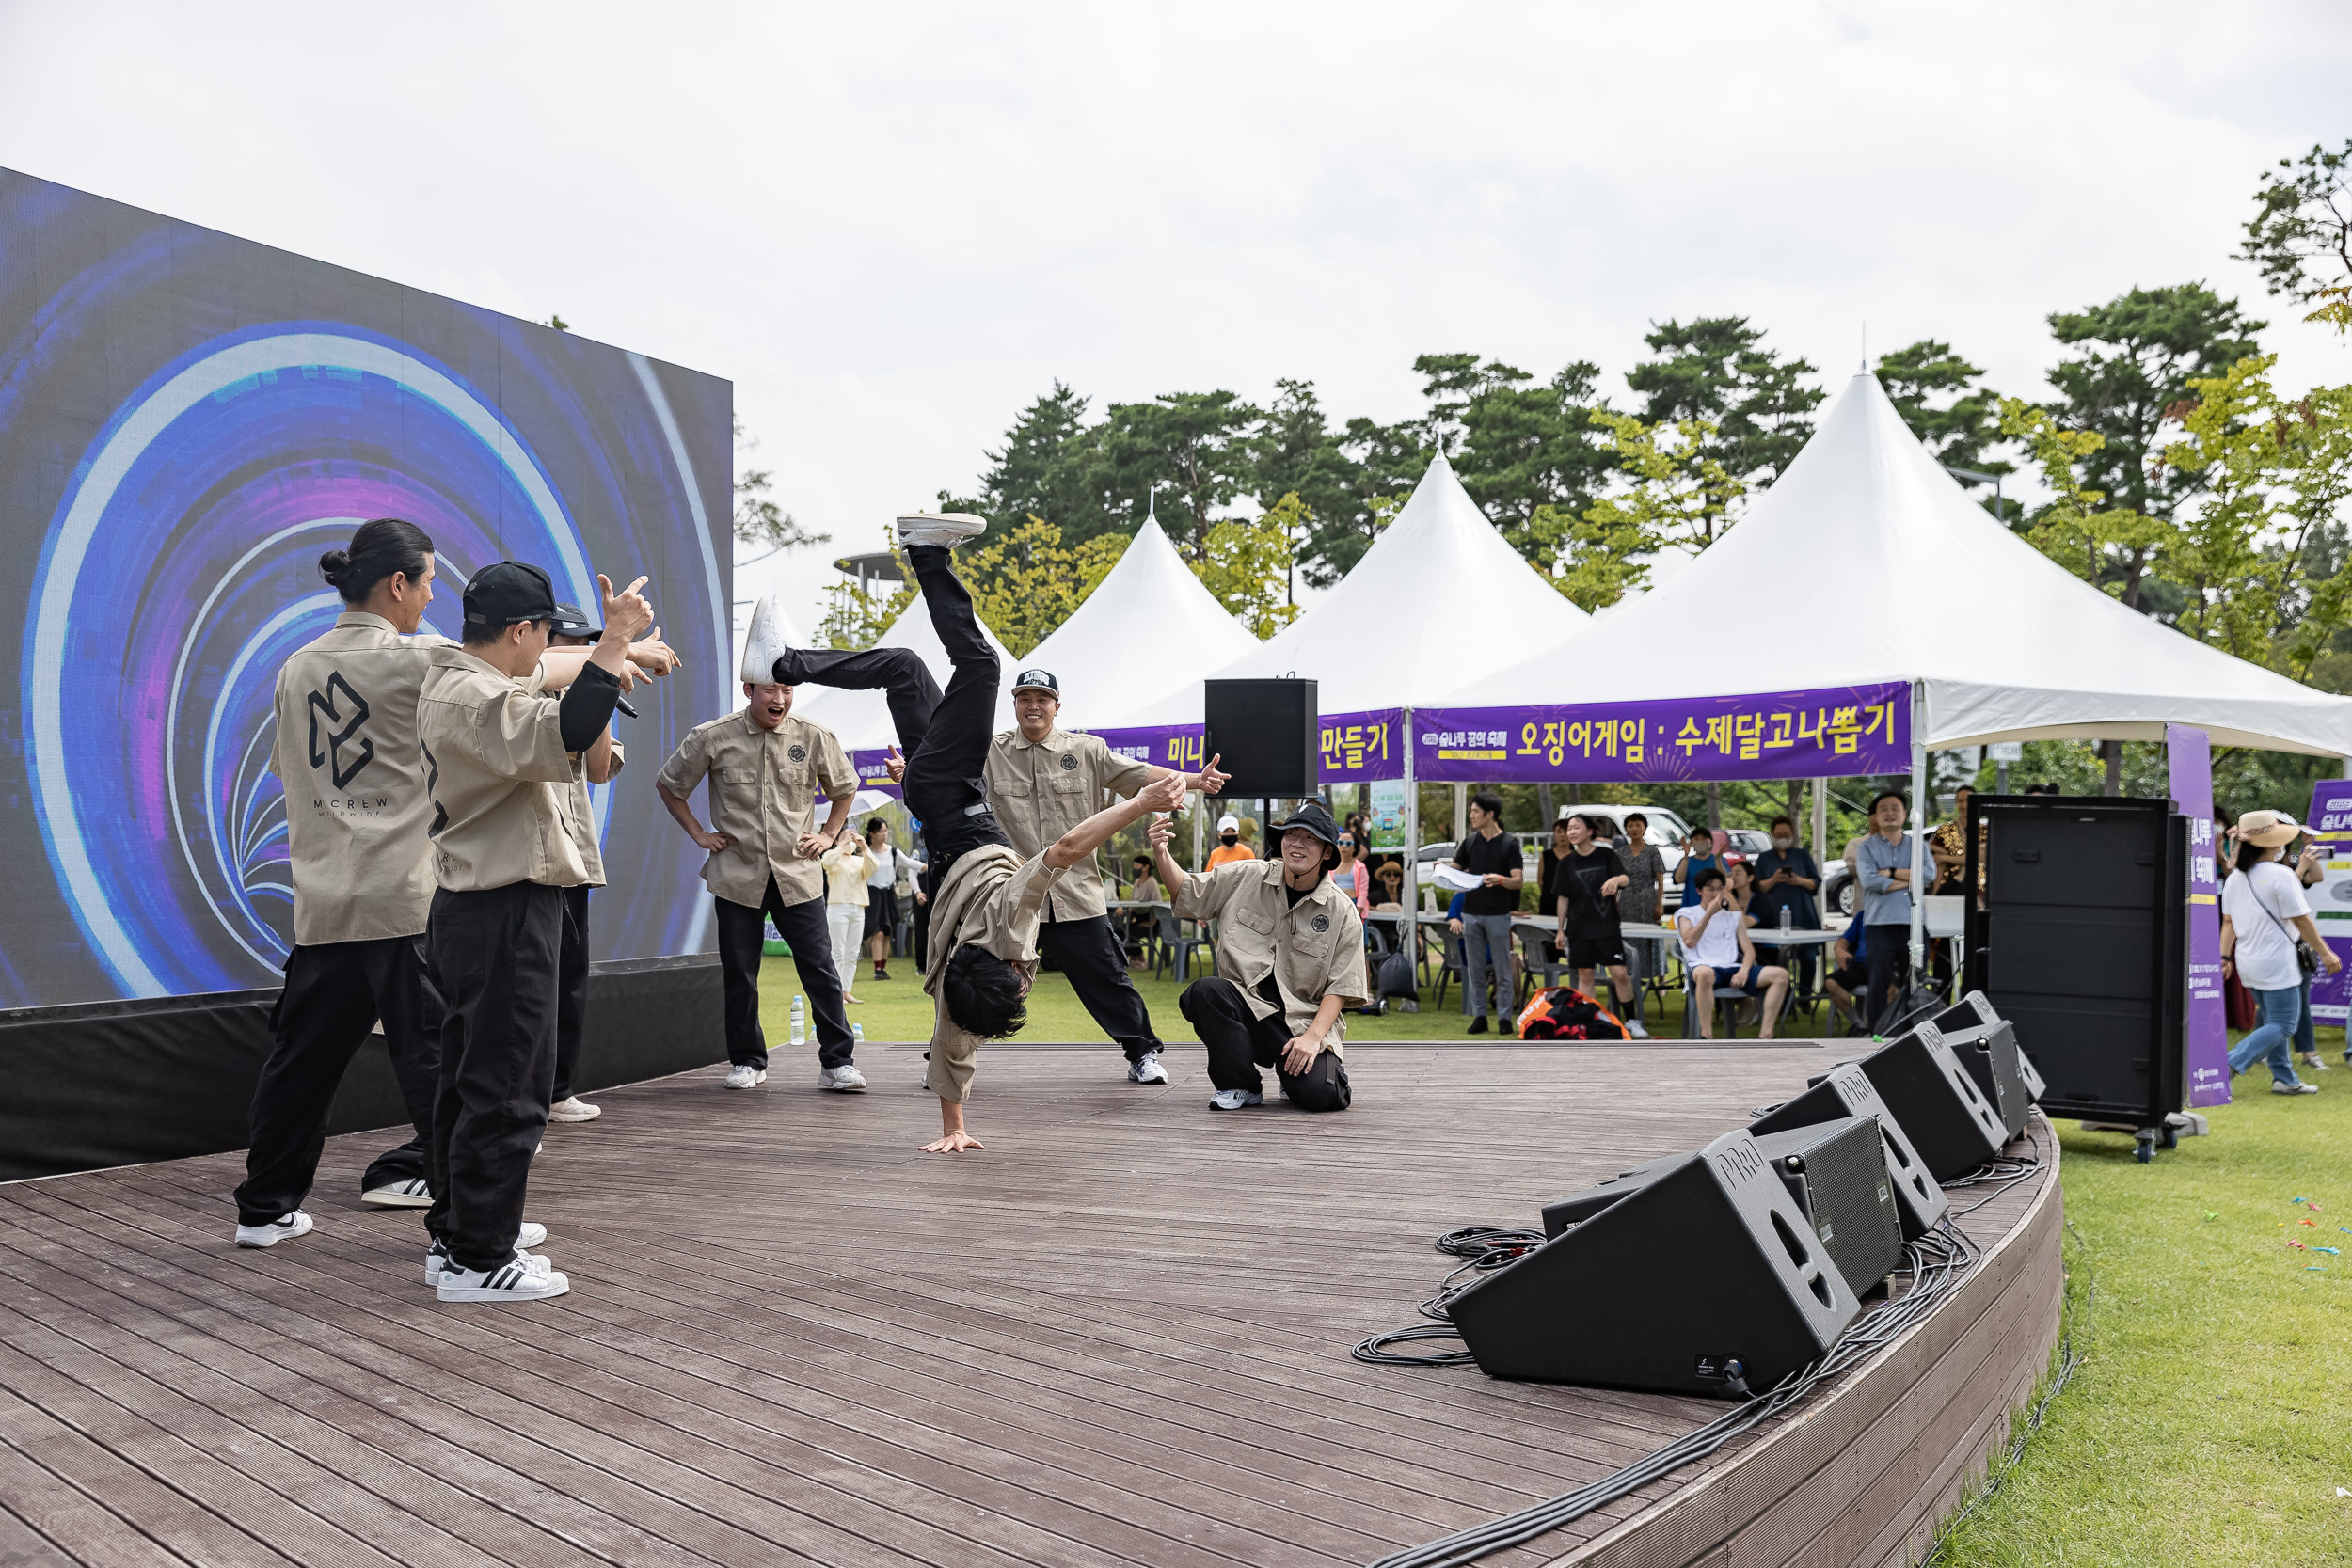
[1749,1118,1907,1298]
[1838,1022,2011,1181]
[1934,990,2048,1101]
[1931,990,2036,1138]
[1750,1061,1949,1240]
[1453,1129,1859,1397]
[1962,795,2187,1126]
[1203,678,1318,798]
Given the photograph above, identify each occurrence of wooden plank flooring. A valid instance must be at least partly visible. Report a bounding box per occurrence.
[0,1040,2055,1568]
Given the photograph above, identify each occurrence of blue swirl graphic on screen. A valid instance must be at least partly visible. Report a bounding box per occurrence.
[24,325,596,996]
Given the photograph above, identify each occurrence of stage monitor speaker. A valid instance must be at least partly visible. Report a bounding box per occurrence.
[1750,1061,1949,1241]
[1451,1129,1859,1397]
[1930,990,2037,1138]
[1962,795,2187,1127]
[1842,1022,2011,1180]
[1934,990,2048,1101]
[1203,678,1318,799]
[1750,1118,1907,1298]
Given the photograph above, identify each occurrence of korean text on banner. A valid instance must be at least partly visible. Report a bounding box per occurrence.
[2168,725,2231,1108]
[1085,724,1206,775]
[1415,683,1911,783]
[2303,778,2352,1024]
[1320,708,1406,784]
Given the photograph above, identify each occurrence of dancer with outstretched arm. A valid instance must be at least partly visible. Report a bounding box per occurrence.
[739,514,1188,1151]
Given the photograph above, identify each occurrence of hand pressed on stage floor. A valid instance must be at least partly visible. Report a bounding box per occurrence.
[922,1098,985,1154]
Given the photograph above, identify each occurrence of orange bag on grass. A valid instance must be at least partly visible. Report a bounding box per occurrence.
[1516,986,1628,1041]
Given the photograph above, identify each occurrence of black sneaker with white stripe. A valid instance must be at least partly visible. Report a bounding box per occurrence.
[436,1250,570,1302]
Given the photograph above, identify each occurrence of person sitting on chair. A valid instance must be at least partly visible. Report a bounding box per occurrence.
[1674,865,1789,1040]
[1150,799,1367,1112]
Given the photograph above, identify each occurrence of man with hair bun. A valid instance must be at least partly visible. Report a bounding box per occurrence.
[230,520,675,1259]
[739,514,1187,1151]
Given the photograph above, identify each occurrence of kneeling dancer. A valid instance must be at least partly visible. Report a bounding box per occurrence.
[1151,799,1366,1112]
[741,514,1187,1151]
[419,562,650,1300]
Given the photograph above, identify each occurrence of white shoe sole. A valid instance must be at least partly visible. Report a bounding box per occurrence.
[359,1184,433,1209]
[739,594,795,685]
[548,1102,602,1122]
[437,1273,570,1303]
[819,1075,867,1092]
[723,1070,768,1090]
[234,1212,314,1248]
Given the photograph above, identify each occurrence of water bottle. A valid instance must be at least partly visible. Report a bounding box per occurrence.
[789,994,806,1047]
[1780,903,1792,934]
[851,1022,865,1047]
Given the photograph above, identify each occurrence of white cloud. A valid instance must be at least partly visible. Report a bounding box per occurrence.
[4,0,2348,634]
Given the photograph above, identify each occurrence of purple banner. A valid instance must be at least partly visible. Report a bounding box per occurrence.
[2169,725,2231,1109]
[1321,708,1406,784]
[850,748,902,800]
[2303,779,2352,1025]
[1415,683,1912,783]
[1086,724,1209,774]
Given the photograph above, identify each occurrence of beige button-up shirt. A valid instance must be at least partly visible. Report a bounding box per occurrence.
[1168,859,1371,1056]
[418,647,590,893]
[920,845,1065,1101]
[983,727,1153,922]
[555,740,624,888]
[270,611,458,945]
[657,710,856,909]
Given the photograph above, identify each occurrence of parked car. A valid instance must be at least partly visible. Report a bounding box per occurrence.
[1722,828,1774,859]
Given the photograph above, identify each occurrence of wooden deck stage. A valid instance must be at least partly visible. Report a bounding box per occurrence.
[0,1041,2061,1568]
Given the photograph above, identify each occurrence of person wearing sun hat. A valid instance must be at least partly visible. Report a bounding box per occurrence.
[2219,808,2342,1096]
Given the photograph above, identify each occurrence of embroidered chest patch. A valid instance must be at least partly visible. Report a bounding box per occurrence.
[1311,912,1331,933]
[788,743,807,763]
[1058,752,1079,771]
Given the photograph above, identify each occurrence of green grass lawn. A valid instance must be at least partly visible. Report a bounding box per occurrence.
[758,956,2352,1563]
[1936,1028,2352,1568]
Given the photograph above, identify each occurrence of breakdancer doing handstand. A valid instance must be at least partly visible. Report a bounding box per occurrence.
[739,514,1186,1151]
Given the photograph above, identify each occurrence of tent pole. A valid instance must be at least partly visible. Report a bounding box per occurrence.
[1402,708,1419,914]
[1909,696,1928,992]
[1812,776,1829,923]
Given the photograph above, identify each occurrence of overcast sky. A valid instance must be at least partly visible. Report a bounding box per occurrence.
[4,1,2348,637]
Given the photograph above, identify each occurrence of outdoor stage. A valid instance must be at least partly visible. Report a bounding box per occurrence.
[0,1042,2060,1568]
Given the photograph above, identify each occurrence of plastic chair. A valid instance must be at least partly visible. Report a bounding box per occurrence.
[1680,957,1755,1038]
[1516,926,1564,1010]
[1428,927,1467,1011]
[1151,906,1208,985]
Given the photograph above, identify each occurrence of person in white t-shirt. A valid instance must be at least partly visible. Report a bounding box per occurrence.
[2219,809,2341,1094]
[1674,865,1789,1039]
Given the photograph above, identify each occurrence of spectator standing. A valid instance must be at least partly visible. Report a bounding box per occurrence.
[2220,810,2340,1092]
[1616,813,1670,990]
[1450,790,1524,1035]
[1930,784,1976,894]
[1857,790,1929,1026]
[861,818,912,982]
[1752,815,1821,999]
[1330,828,1373,919]
[1208,814,1256,868]
[1552,813,1647,1037]
[821,832,879,1005]
[1677,826,1723,908]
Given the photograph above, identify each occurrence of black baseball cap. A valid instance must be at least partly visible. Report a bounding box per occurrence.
[549,601,600,638]
[463,562,558,628]
[1010,667,1060,696]
[1272,799,1343,847]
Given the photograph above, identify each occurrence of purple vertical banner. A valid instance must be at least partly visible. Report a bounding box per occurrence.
[2168,724,2231,1109]
[2300,779,2352,1024]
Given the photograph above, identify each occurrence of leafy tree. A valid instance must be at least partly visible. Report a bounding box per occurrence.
[958,516,1128,657]
[1102,390,1263,557]
[2042,283,2265,536]
[814,556,913,651]
[1876,340,2011,500]
[1626,317,1823,485]
[2239,138,2352,331]
[734,417,829,562]
[2159,356,2352,678]
[1563,414,1746,609]
[1999,397,2170,610]
[1437,356,1617,562]
[1253,379,1368,588]
[1193,495,1302,639]
[959,383,1112,544]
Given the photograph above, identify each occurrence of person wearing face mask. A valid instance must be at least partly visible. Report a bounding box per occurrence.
[1750,814,1821,1000]
[1208,814,1256,868]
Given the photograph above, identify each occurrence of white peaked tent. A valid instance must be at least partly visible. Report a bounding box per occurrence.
[1103,451,1590,726]
[1438,370,2352,959]
[788,589,1020,753]
[1018,502,1258,722]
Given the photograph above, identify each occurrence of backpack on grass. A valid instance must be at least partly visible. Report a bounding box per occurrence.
[1516,986,1627,1041]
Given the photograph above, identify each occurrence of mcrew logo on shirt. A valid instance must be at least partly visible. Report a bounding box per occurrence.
[306,671,375,791]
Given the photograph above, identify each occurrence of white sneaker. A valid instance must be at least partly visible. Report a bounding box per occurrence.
[895,512,988,549]
[739,594,796,685]
[360,1177,432,1208]
[818,1064,868,1092]
[437,1256,570,1303]
[234,1211,314,1248]
[2271,1080,2319,1095]
[425,1228,550,1284]
[548,1096,602,1122]
[1207,1088,1264,1111]
[1626,1019,1650,1039]
[723,1064,767,1089]
[1128,1050,1168,1085]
